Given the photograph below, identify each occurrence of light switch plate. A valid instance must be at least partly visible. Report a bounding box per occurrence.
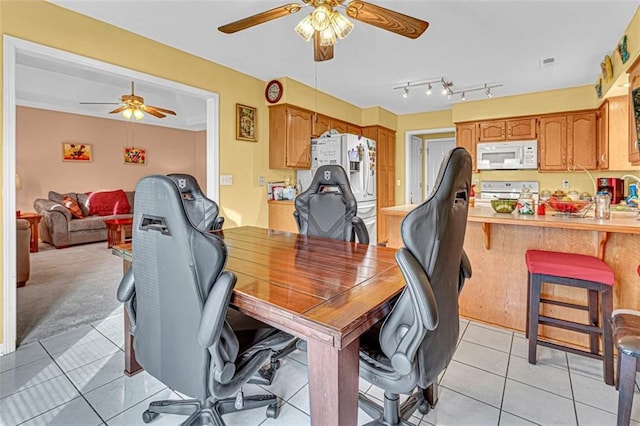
[220,175,233,186]
[258,176,265,187]
[562,180,569,189]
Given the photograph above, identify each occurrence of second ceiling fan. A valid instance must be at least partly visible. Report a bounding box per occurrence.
[218,0,429,62]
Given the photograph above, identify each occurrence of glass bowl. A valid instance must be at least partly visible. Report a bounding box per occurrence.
[491,198,517,214]
[546,198,591,214]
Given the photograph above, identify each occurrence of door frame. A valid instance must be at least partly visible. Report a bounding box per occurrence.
[404,127,455,203]
[424,137,457,197]
[2,36,220,355]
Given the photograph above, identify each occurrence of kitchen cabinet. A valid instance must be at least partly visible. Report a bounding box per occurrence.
[598,95,630,170]
[455,123,476,171]
[477,118,537,142]
[538,112,597,171]
[363,125,395,244]
[268,200,298,233]
[311,113,360,137]
[269,104,312,169]
[628,56,640,164]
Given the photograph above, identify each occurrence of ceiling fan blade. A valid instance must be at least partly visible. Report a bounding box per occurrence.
[146,105,177,116]
[345,1,428,39]
[218,3,302,34]
[143,107,167,119]
[314,32,334,62]
[108,105,128,114]
[79,102,120,105]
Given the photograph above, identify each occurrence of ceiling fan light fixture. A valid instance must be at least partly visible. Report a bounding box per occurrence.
[133,109,144,120]
[330,11,353,39]
[295,14,315,41]
[319,26,337,46]
[310,5,332,31]
[122,108,133,120]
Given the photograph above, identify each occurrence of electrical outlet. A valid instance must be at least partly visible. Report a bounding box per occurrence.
[220,175,233,186]
[562,180,569,189]
[258,176,265,187]
[396,179,401,187]
[473,179,479,186]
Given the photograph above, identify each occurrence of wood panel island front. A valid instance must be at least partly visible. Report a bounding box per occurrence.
[382,205,640,349]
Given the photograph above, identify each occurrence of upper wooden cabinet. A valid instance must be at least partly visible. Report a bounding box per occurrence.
[538,112,597,171]
[628,57,640,164]
[478,118,537,142]
[311,113,361,137]
[455,123,476,171]
[599,95,630,171]
[269,104,312,169]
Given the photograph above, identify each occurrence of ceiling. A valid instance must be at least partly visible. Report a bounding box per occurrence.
[38,1,640,117]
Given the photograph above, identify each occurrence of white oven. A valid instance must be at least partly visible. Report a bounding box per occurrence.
[477,140,538,170]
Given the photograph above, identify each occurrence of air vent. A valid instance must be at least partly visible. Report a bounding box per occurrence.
[540,57,556,68]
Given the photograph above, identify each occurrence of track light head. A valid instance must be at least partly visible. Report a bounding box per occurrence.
[426,83,432,95]
[461,92,466,101]
[403,86,409,98]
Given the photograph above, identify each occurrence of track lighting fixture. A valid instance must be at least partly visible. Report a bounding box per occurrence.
[393,79,502,101]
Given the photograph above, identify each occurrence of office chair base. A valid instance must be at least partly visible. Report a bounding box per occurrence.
[358,385,436,426]
[143,394,279,426]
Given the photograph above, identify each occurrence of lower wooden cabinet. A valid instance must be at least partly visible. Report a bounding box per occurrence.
[268,200,298,233]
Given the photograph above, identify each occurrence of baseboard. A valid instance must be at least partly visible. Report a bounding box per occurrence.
[0,341,6,356]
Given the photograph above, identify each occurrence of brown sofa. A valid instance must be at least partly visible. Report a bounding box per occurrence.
[34,190,134,248]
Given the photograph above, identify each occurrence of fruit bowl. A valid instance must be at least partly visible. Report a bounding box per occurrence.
[546,198,591,214]
[491,198,517,214]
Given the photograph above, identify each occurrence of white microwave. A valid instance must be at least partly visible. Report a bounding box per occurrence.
[476,140,538,170]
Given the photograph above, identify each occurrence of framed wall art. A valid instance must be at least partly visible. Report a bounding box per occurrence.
[62,143,92,162]
[236,103,257,142]
[124,147,146,165]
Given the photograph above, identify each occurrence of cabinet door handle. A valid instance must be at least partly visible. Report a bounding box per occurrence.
[601,153,607,162]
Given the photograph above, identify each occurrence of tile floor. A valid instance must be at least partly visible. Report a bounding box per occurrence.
[1,312,639,426]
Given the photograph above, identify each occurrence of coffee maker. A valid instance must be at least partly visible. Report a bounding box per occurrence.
[597,177,625,204]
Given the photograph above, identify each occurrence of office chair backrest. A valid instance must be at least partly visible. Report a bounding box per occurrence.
[294,165,359,242]
[132,175,227,399]
[167,173,222,231]
[396,147,471,387]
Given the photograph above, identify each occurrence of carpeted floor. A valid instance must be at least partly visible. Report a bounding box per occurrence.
[16,241,123,345]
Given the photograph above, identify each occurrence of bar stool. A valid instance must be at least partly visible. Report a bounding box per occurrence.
[611,310,640,426]
[525,249,614,385]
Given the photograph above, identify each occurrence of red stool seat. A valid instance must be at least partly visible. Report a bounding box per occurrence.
[525,249,614,386]
[525,250,614,286]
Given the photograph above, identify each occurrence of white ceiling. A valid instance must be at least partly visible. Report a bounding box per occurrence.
[37,1,640,118]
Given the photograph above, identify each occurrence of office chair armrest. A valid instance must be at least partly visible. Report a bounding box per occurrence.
[198,271,237,348]
[351,217,369,244]
[293,210,301,232]
[458,249,472,293]
[116,268,137,333]
[390,248,438,375]
[213,216,225,231]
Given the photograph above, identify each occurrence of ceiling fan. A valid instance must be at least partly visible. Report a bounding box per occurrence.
[80,82,177,120]
[218,0,428,62]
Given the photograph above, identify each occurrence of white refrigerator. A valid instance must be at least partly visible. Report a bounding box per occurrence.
[297,133,377,243]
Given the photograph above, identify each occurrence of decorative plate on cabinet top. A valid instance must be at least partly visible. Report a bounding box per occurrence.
[601,55,613,83]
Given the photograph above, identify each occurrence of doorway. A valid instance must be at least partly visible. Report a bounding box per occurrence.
[2,36,220,355]
[404,128,456,204]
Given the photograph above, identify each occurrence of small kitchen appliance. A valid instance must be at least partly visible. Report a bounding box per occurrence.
[597,177,624,204]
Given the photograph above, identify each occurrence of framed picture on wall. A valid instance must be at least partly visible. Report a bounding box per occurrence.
[124,147,146,165]
[236,103,257,142]
[62,143,92,162]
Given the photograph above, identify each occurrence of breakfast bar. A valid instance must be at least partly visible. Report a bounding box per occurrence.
[382,205,640,349]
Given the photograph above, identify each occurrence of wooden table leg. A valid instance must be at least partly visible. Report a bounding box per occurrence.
[307,338,360,425]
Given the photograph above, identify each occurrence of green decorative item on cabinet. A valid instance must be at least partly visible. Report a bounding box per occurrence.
[595,78,602,98]
[618,35,630,64]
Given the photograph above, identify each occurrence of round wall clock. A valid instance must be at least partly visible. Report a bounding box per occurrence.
[265,80,283,104]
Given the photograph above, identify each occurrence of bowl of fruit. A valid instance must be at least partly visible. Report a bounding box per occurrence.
[490,198,518,214]
[546,197,591,214]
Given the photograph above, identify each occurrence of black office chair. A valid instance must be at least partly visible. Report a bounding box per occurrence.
[167,173,224,231]
[358,147,473,425]
[294,164,369,244]
[117,175,295,425]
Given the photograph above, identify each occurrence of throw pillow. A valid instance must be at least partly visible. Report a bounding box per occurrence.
[77,193,91,217]
[48,191,78,206]
[62,195,83,219]
[88,190,131,216]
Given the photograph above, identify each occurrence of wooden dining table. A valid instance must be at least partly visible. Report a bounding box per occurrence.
[112,226,405,425]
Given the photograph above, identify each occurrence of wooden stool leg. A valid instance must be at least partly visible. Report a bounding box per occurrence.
[525,272,531,339]
[588,289,599,355]
[602,287,614,386]
[617,352,638,426]
[528,274,542,365]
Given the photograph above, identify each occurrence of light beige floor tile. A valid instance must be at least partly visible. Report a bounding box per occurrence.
[461,323,513,353]
[570,371,640,421]
[421,387,500,425]
[0,342,49,374]
[260,358,308,401]
[453,340,509,376]
[440,360,505,408]
[502,379,576,425]
[20,396,103,426]
[575,401,640,426]
[51,337,120,372]
[66,351,125,394]
[510,335,568,369]
[498,411,538,425]
[0,356,63,399]
[106,388,188,425]
[507,354,572,398]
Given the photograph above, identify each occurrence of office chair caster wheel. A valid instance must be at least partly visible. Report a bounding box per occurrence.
[418,402,431,415]
[142,410,159,423]
[266,403,280,419]
[270,359,281,370]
